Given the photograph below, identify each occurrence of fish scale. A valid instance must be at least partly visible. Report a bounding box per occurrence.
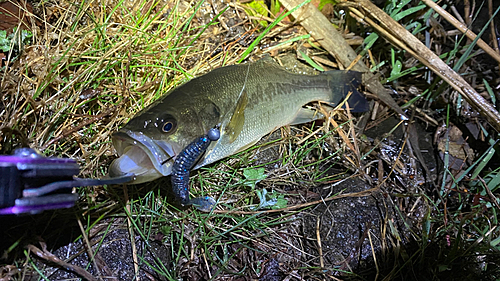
[198,74,348,168]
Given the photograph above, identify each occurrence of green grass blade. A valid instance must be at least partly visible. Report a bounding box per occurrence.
[238,0,311,63]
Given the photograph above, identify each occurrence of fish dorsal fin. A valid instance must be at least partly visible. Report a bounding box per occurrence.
[223,63,251,144]
[225,90,248,143]
[257,54,275,64]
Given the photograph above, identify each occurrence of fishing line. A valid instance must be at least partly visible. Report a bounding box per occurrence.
[160,155,174,166]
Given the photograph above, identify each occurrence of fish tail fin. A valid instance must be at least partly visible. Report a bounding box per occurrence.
[323,70,369,113]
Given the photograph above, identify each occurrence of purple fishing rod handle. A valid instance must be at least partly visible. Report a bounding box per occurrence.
[0,155,76,164]
[0,201,76,215]
[0,148,77,165]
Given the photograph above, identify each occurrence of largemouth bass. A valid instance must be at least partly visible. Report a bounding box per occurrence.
[109,58,368,183]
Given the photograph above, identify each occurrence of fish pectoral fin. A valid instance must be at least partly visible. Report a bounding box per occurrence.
[290,107,325,125]
[225,90,248,143]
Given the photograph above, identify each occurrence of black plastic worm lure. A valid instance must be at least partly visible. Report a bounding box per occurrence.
[171,128,220,212]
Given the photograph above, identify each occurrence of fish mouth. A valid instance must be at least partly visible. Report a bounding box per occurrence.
[109,130,176,184]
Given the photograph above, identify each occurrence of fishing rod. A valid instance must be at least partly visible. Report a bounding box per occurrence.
[0,147,134,215]
[0,127,221,215]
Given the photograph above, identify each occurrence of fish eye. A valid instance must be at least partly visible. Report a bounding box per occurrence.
[162,121,175,133]
[157,114,177,133]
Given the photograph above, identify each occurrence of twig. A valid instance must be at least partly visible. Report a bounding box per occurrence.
[346,105,361,164]
[278,0,406,117]
[421,0,500,64]
[488,0,500,76]
[213,183,379,215]
[327,118,357,166]
[315,216,325,269]
[367,228,379,281]
[338,222,370,271]
[311,55,338,68]
[464,0,471,26]
[479,176,500,210]
[350,0,500,132]
[123,185,140,281]
[296,125,323,145]
[26,243,98,281]
[77,218,103,280]
[201,249,212,279]
[450,6,465,24]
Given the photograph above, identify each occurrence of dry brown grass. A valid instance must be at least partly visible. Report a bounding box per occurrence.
[2,0,499,280]
[1,0,251,177]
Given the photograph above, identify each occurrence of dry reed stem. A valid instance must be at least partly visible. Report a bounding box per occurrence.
[350,0,500,132]
[367,229,379,281]
[487,0,500,76]
[421,0,500,64]
[26,242,98,281]
[279,0,406,117]
[77,218,103,280]
[315,216,325,269]
[122,186,139,281]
